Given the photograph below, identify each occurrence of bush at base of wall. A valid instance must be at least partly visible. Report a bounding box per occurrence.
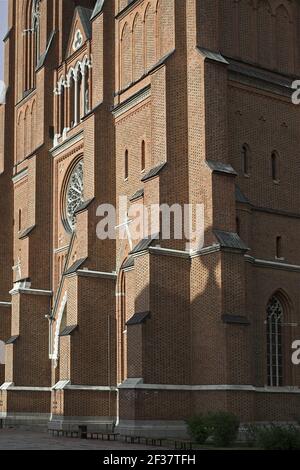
[187,411,240,447]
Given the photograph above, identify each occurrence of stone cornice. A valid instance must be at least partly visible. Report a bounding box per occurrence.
[51,130,84,157]
[0,302,11,308]
[118,381,300,394]
[228,59,294,98]
[149,246,190,259]
[76,269,117,280]
[12,168,28,184]
[252,205,300,219]
[245,256,300,273]
[9,287,53,297]
[113,85,151,118]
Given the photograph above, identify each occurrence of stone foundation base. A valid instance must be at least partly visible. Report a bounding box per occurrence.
[118,383,300,438]
[49,388,117,433]
[48,415,116,433]
[116,419,189,439]
[0,388,51,430]
[1,385,299,437]
[0,412,50,430]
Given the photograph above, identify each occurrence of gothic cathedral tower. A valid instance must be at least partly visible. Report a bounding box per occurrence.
[0,0,299,438]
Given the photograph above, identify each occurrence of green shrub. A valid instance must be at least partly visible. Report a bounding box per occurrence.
[186,415,210,444]
[256,425,300,450]
[243,424,260,448]
[206,411,240,447]
[187,411,240,447]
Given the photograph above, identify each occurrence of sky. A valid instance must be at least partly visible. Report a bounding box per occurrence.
[0,0,8,81]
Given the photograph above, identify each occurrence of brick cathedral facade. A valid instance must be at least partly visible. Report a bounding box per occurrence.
[0,0,299,437]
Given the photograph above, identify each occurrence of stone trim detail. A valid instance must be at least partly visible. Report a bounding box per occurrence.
[196,47,229,65]
[0,382,51,392]
[12,168,28,184]
[51,130,84,157]
[52,380,117,392]
[245,256,300,273]
[113,85,151,118]
[76,269,117,279]
[9,287,52,296]
[118,382,300,394]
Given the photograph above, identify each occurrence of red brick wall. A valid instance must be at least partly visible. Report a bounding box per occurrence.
[1,0,299,430]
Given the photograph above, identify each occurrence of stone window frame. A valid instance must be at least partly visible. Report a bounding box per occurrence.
[61,156,84,234]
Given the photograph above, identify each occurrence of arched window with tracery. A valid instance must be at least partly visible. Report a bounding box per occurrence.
[24,0,41,91]
[54,58,92,142]
[267,295,283,387]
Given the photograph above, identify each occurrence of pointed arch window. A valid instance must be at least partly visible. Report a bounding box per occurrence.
[242,144,250,176]
[276,236,283,260]
[18,209,22,232]
[141,140,146,172]
[24,0,41,91]
[124,150,129,180]
[54,59,92,141]
[267,295,283,387]
[271,151,279,182]
[69,72,76,128]
[59,79,65,135]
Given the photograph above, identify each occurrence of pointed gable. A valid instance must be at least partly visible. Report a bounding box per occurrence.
[66,7,92,58]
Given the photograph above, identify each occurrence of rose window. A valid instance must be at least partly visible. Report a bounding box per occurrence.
[64,159,84,232]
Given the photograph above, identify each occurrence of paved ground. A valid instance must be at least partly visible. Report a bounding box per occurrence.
[0,429,170,450]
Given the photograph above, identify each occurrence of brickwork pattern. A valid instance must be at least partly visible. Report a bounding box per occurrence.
[0,0,299,438]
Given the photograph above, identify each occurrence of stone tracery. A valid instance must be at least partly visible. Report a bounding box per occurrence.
[54,57,92,145]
